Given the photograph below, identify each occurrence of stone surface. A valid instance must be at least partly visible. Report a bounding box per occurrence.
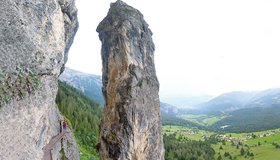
[0,0,79,159]
[97,1,164,159]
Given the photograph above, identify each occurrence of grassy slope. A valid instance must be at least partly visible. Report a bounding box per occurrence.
[246,133,280,160]
[217,129,280,160]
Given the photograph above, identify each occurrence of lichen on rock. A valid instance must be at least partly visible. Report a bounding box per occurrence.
[0,68,40,106]
[0,0,79,159]
[97,1,165,159]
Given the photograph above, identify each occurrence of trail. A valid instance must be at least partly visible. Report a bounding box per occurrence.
[42,130,66,160]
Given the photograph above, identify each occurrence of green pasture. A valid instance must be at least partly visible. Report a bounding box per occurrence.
[176,114,226,126]
[164,125,280,160]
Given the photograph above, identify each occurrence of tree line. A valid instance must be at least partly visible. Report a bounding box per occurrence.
[164,133,215,160]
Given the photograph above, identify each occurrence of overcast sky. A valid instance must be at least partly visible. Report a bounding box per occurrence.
[66,0,280,97]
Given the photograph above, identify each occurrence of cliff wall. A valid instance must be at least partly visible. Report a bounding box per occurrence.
[0,0,79,159]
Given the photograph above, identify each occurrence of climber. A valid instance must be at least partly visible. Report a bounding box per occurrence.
[63,120,67,131]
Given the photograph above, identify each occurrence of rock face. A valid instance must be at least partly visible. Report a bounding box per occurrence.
[0,0,79,159]
[97,1,164,159]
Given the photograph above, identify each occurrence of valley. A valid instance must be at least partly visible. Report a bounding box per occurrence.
[2,0,279,159]
[59,68,280,160]
[175,106,280,133]
[163,125,280,160]
[177,114,227,126]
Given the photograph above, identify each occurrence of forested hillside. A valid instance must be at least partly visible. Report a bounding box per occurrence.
[59,67,104,105]
[56,81,102,160]
[162,112,208,130]
[164,133,215,160]
[212,106,280,132]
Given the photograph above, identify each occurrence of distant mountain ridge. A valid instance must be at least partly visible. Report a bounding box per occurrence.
[160,102,179,114]
[59,67,104,105]
[211,106,280,132]
[198,88,280,112]
[161,95,213,108]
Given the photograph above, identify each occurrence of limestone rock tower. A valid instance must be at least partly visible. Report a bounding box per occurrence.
[97,1,164,159]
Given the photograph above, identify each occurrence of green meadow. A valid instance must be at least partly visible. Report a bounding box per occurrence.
[163,125,280,160]
[177,114,227,126]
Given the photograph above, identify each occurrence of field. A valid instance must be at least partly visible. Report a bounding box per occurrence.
[177,114,226,126]
[163,125,215,141]
[245,133,280,160]
[163,125,280,160]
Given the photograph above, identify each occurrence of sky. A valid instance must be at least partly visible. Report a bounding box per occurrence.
[66,0,280,98]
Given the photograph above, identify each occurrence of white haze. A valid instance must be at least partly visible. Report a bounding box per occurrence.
[66,0,280,98]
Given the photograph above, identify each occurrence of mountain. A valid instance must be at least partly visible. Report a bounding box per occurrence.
[211,106,280,132]
[197,91,256,112]
[195,88,280,132]
[245,88,280,108]
[161,95,213,108]
[198,88,280,112]
[59,67,104,105]
[161,102,179,114]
